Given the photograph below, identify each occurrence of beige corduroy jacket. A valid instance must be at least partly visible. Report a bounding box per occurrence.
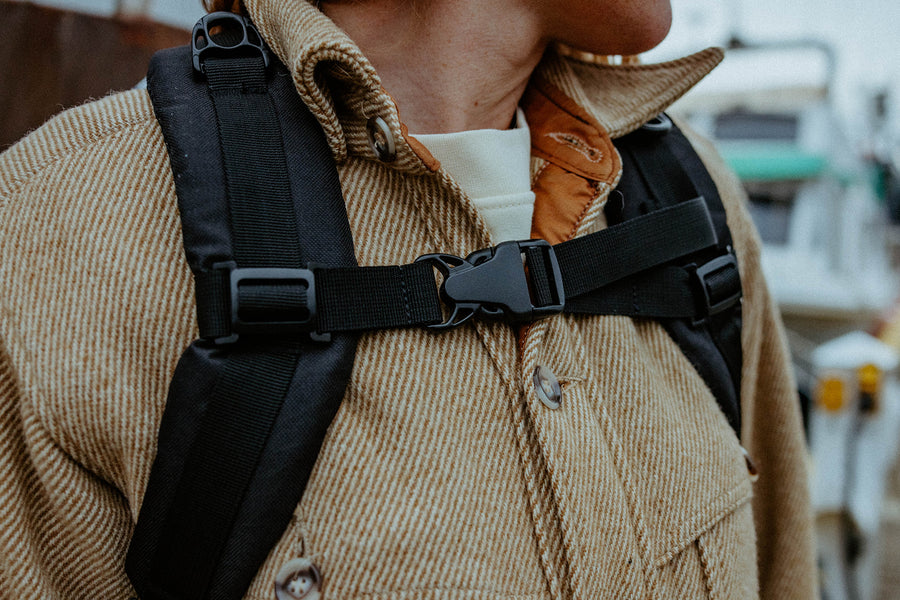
[0,1,815,599]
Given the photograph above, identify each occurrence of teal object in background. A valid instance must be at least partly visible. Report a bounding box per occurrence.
[721,143,828,181]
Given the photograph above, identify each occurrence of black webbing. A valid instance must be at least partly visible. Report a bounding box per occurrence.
[555,198,716,298]
[192,196,719,338]
[148,54,306,599]
[525,245,557,308]
[316,262,443,331]
[565,265,697,317]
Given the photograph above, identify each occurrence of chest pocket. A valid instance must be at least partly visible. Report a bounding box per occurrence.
[528,313,757,600]
[604,319,756,599]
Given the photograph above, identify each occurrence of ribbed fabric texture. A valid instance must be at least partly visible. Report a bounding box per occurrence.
[0,1,816,598]
[413,108,535,243]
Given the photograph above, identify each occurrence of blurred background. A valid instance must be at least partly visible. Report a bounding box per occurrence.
[2,0,899,598]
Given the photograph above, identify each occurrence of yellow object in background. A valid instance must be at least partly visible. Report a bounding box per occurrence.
[858,363,882,413]
[858,363,881,396]
[817,375,846,412]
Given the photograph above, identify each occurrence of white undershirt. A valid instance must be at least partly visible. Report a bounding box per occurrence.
[413,109,535,243]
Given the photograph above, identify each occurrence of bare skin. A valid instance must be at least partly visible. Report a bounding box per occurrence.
[321,0,672,134]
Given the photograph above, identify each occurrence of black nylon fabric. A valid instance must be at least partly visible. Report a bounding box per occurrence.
[127,46,358,600]
[609,123,743,434]
[316,262,443,332]
[564,265,697,318]
[555,198,716,298]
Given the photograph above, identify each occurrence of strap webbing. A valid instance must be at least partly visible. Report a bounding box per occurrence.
[128,43,358,600]
[195,197,722,338]
[555,197,715,298]
[316,263,443,332]
[154,54,306,600]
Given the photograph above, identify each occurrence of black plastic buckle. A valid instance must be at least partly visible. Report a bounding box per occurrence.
[214,266,319,343]
[415,240,565,330]
[192,12,269,75]
[692,252,742,321]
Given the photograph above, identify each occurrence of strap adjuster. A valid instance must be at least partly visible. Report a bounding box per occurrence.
[692,252,742,320]
[415,239,565,330]
[208,265,318,343]
[192,12,269,74]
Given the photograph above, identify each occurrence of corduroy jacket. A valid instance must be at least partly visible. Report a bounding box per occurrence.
[0,1,815,598]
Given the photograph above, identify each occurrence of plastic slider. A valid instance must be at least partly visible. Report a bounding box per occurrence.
[692,252,742,320]
[192,12,269,75]
[415,239,565,330]
[210,266,319,344]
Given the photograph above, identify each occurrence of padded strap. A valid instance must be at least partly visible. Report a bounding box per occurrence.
[126,38,358,600]
[610,120,743,434]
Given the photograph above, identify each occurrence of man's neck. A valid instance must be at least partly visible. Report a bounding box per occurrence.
[321,0,548,134]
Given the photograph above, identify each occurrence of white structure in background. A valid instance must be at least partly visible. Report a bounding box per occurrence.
[674,42,898,319]
[647,0,900,146]
[809,332,900,600]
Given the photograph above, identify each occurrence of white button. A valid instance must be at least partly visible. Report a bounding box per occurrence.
[533,365,561,409]
[366,116,397,162]
[274,558,321,600]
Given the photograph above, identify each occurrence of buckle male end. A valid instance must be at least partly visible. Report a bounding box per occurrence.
[416,239,565,330]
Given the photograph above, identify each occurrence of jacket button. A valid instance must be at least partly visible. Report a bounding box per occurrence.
[366,115,397,162]
[274,558,321,600]
[533,365,561,409]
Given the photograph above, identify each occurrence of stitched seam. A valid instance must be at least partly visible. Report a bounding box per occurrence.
[531,147,603,182]
[398,266,412,324]
[531,160,550,187]
[566,181,598,241]
[544,132,604,164]
[651,479,753,568]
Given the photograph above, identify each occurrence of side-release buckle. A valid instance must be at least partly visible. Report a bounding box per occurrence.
[192,12,269,75]
[692,252,742,320]
[416,239,565,330]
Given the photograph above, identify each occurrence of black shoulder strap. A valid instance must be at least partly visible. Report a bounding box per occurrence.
[608,115,743,434]
[126,15,358,600]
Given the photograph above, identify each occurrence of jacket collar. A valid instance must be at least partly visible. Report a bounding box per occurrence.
[244,0,723,172]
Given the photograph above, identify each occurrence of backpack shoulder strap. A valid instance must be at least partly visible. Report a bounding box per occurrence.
[126,14,358,600]
[609,115,743,434]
